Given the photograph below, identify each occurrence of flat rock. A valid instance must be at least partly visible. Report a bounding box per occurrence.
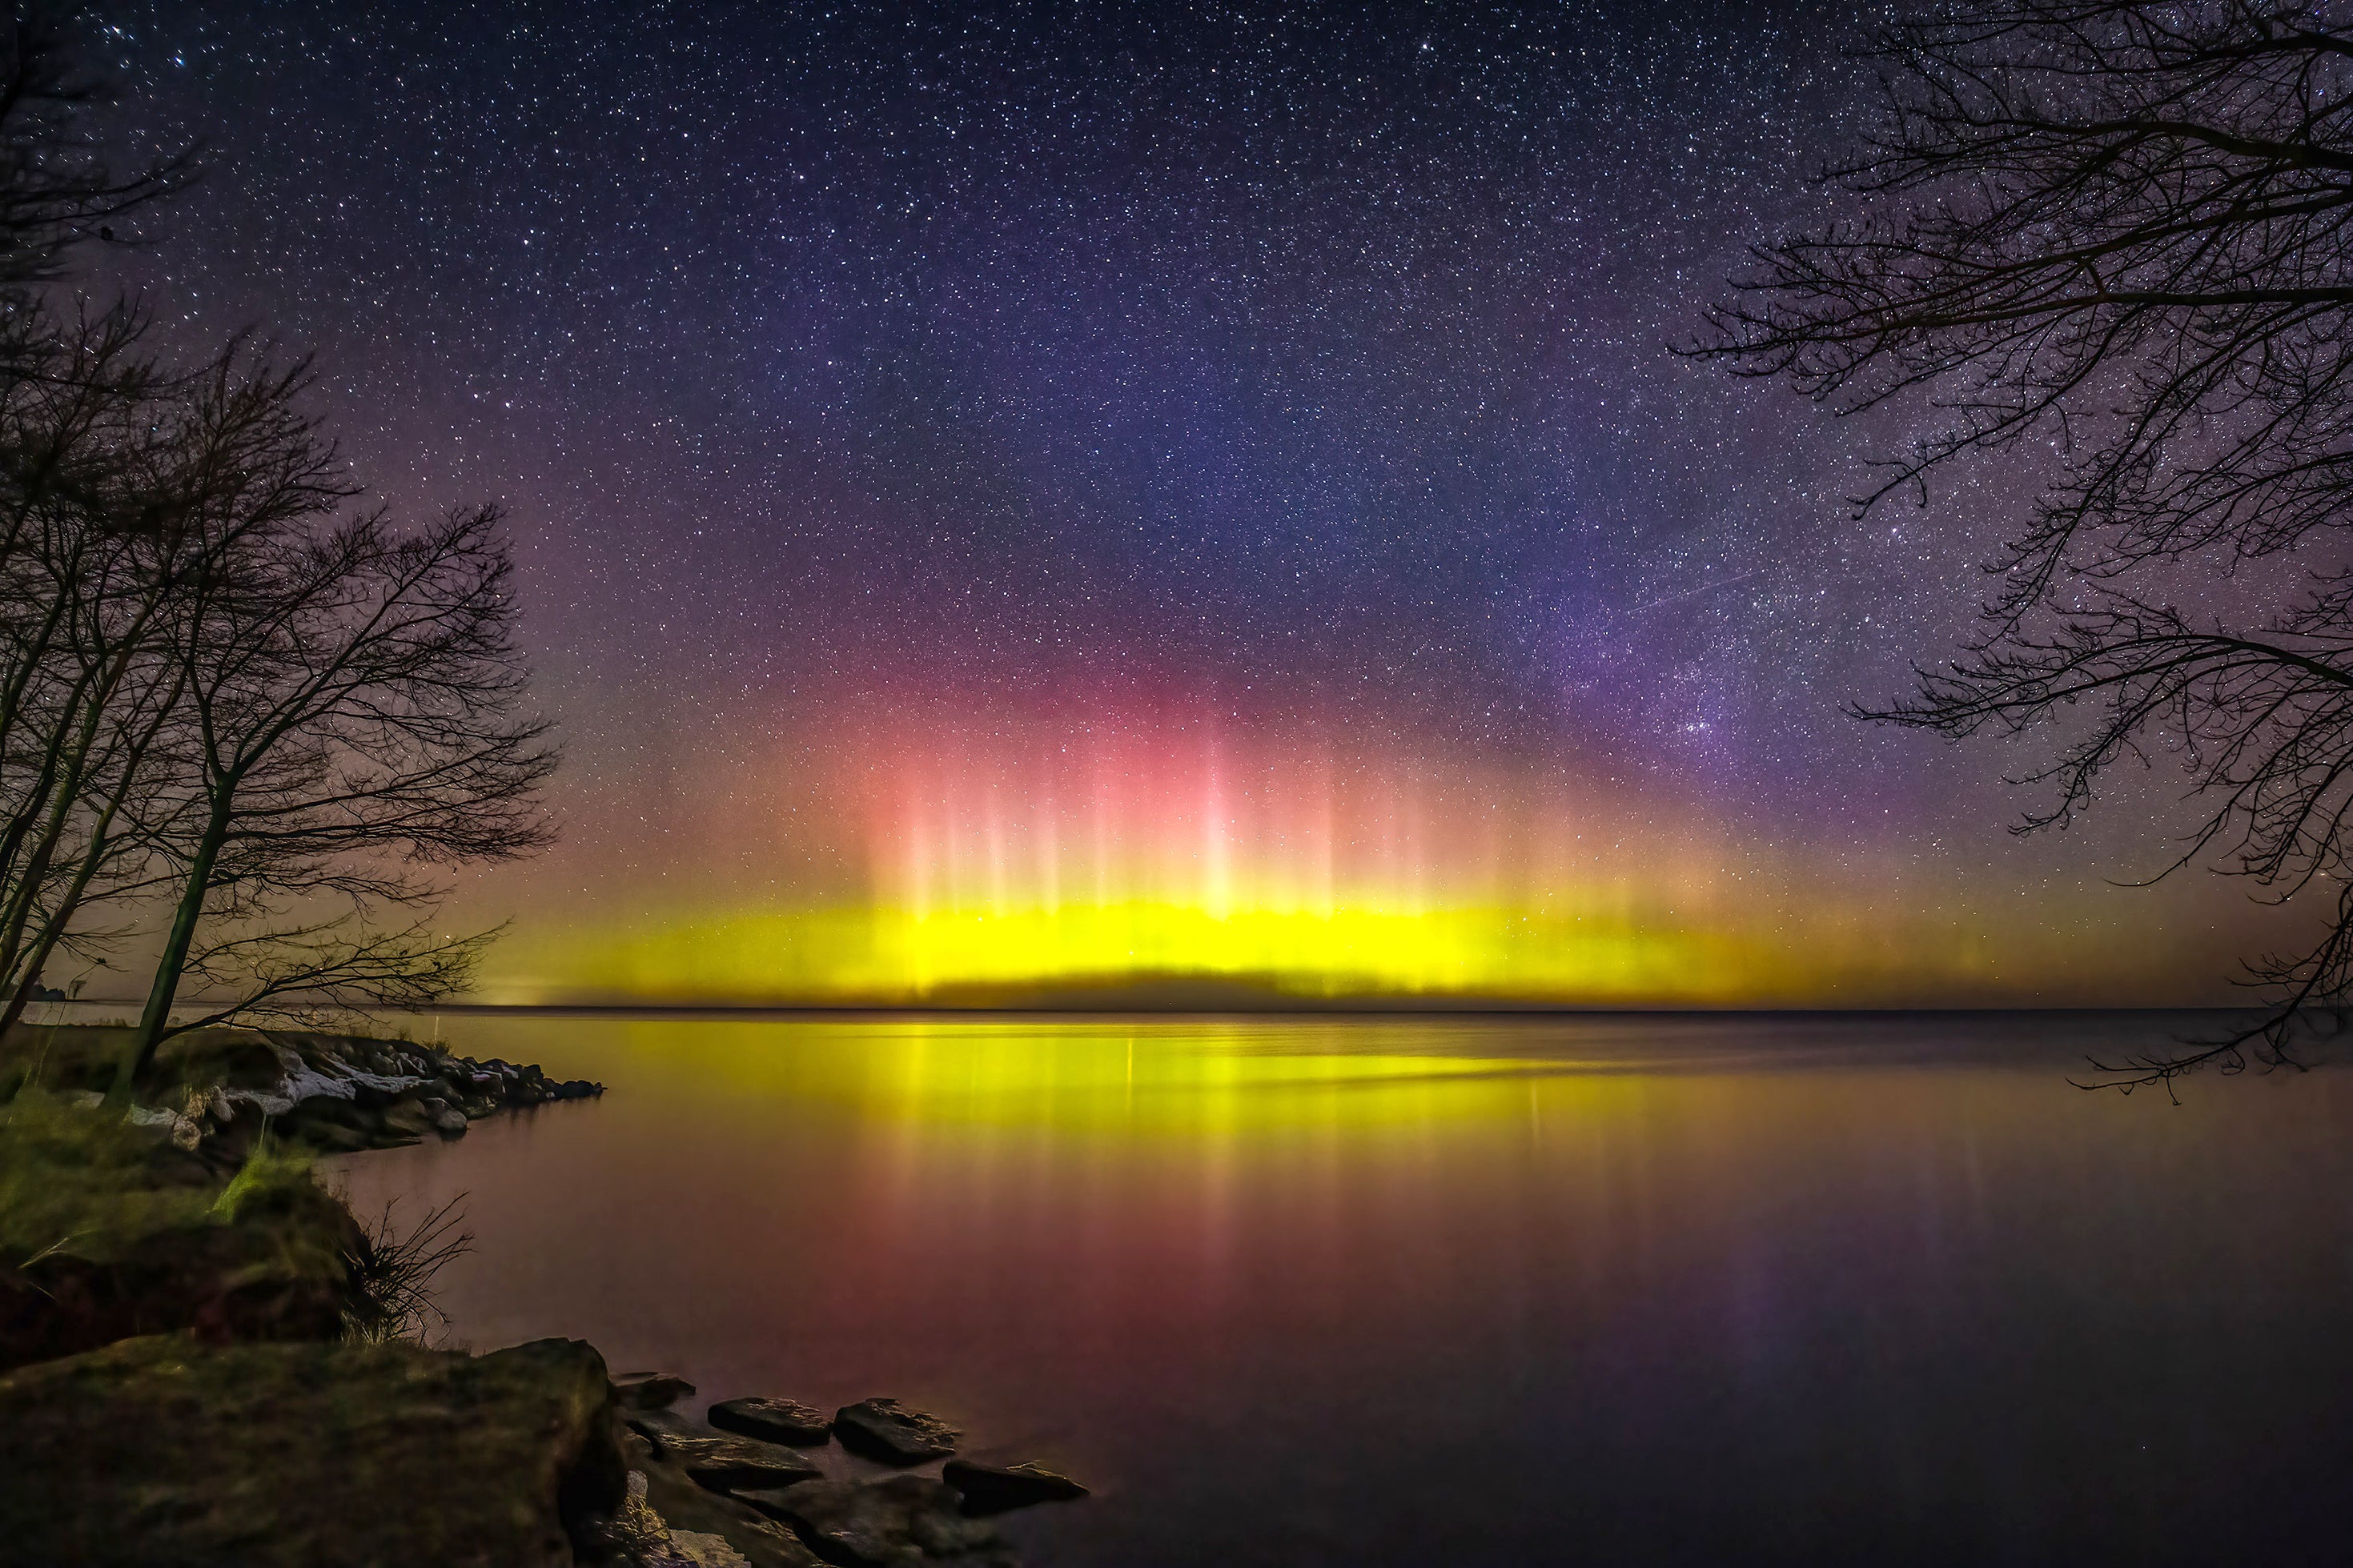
[941,1458,1088,1515]
[617,1370,698,1411]
[831,1398,961,1465]
[737,1477,1009,1567]
[710,1395,833,1446]
[650,1431,826,1492]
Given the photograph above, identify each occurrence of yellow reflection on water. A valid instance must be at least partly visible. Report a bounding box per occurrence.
[606,1017,1611,1141]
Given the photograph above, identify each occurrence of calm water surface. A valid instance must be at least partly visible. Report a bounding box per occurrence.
[330,1013,2353,1566]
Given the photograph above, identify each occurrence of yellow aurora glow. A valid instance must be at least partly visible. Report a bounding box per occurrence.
[499,900,1770,1005]
[477,704,2117,1007]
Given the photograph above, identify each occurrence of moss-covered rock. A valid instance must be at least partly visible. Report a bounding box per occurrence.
[0,1333,624,1566]
[0,1092,358,1372]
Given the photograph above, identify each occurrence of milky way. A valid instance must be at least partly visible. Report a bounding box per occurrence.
[74,1,2287,1004]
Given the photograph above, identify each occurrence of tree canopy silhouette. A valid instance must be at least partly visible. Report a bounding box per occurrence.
[0,6,557,1092]
[1702,0,2353,1089]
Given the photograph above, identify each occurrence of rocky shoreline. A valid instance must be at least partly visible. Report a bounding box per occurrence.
[0,1025,1086,1566]
[594,1378,1087,1567]
[114,1026,606,1161]
[6,1029,607,1165]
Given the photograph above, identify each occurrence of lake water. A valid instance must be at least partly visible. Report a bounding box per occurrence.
[328,1013,2353,1566]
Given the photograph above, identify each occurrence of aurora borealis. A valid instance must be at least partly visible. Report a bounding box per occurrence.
[84,1,2291,1007]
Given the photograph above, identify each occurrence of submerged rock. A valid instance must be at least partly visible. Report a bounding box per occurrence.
[740,1476,1010,1566]
[941,1459,1088,1515]
[832,1397,962,1464]
[710,1395,833,1446]
[628,1406,705,1444]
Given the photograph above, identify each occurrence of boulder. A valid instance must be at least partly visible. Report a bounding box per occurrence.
[941,1458,1089,1515]
[0,1111,360,1373]
[832,1398,961,1464]
[737,1477,1010,1567]
[0,1333,623,1566]
[616,1370,697,1410]
[710,1394,833,1446]
[379,1097,442,1140]
[431,1102,471,1135]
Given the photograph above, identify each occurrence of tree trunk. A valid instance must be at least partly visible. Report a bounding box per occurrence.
[110,796,228,1103]
[0,672,179,1037]
[0,656,118,987]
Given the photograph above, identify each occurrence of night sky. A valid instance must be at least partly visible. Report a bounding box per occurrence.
[78,1,2287,1005]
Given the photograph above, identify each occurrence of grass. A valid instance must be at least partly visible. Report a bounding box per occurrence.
[341,1193,472,1345]
[1,1021,289,1101]
[0,1090,317,1268]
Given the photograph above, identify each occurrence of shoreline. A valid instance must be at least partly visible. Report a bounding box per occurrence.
[0,1024,1078,1566]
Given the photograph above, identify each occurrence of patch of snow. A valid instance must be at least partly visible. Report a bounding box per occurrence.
[215,1039,435,1118]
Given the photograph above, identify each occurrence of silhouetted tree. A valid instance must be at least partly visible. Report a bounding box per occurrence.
[107,367,556,1096]
[0,336,315,1035]
[0,2,200,1024]
[1703,1,2353,1089]
[0,10,557,1081]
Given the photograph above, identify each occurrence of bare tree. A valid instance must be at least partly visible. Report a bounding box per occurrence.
[1701,1,2353,1089]
[0,335,323,1034]
[107,375,556,1095]
[0,305,165,890]
[0,0,204,1021]
[0,10,558,1089]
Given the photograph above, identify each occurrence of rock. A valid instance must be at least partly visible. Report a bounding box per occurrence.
[709,1395,833,1446]
[379,1097,442,1140]
[642,1428,826,1491]
[671,1530,753,1566]
[941,1458,1089,1515]
[831,1398,961,1465]
[0,1333,623,1566]
[624,1426,827,1568]
[554,1078,603,1100]
[431,1103,470,1135]
[740,1477,1009,1567]
[123,1104,205,1151]
[0,1115,360,1374]
[574,1470,697,1566]
[617,1370,698,1410]
[627,1406,703,1443]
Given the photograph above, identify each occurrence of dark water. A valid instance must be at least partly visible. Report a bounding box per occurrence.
[329,1013,2353,1566]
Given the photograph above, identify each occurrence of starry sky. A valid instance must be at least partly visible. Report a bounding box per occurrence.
[76,0,2298,1006]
